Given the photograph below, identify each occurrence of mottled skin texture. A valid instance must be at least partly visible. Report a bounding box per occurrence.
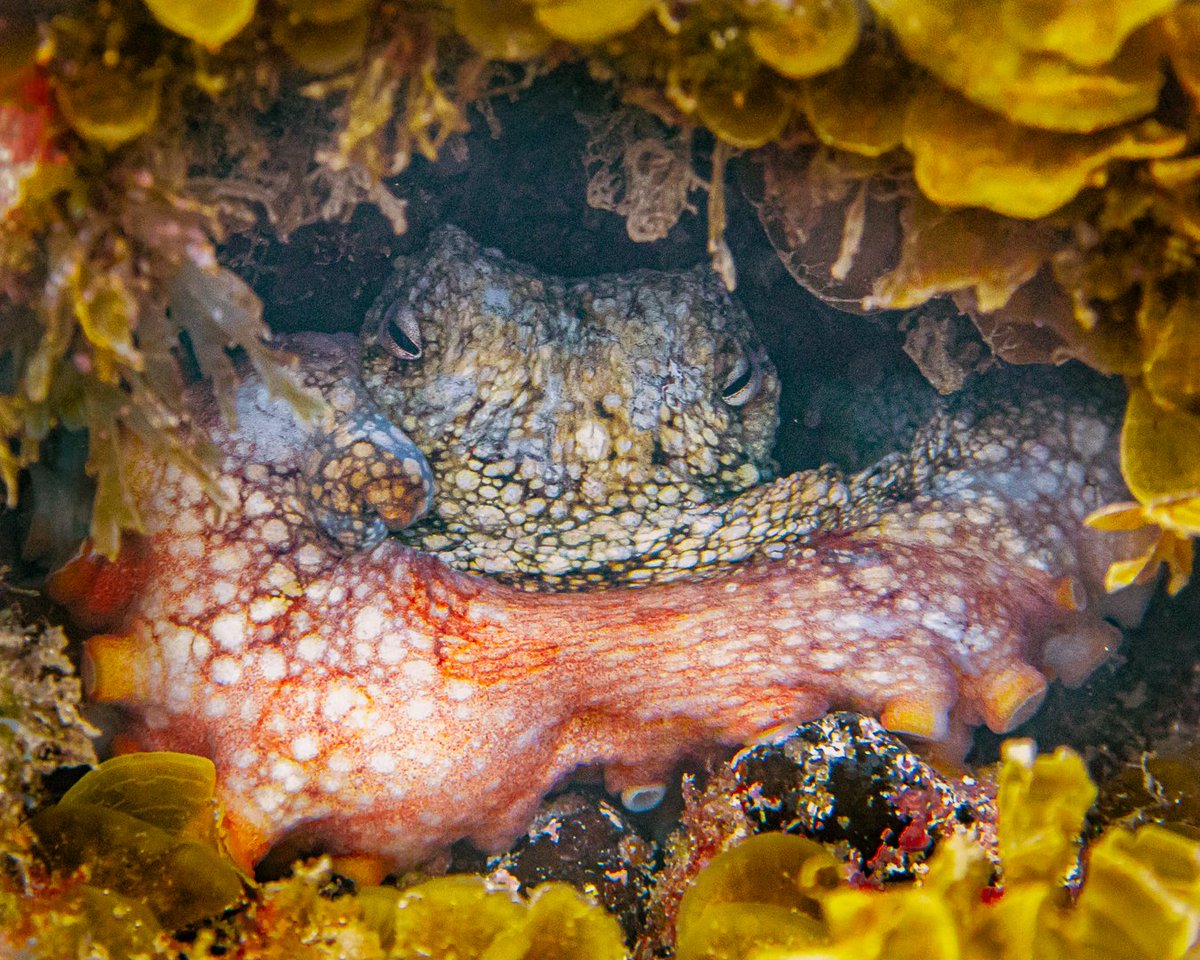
[59,335,1151,872]
[361,226,782,586]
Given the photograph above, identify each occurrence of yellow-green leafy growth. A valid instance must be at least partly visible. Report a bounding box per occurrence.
[995,740,1097,886]
[379,874,628,960]
[24,752,246,931]
[673,834,840,960]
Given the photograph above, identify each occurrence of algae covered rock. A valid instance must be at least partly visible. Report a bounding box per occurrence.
[0,607,96,851]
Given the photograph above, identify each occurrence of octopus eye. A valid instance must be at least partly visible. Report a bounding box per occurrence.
[721,353,763,407]
[379,302,423,360]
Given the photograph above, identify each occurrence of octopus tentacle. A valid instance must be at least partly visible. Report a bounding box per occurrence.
[56,335,1154,871]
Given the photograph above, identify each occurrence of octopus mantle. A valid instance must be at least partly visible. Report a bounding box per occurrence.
[56,335,1150,870]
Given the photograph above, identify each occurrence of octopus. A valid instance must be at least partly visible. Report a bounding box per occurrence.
[361,225,783,587]
[51,332,1154,873]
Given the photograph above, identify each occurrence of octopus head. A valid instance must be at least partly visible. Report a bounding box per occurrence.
[360,225,781,514]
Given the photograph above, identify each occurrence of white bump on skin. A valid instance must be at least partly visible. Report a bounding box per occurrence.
[203,695,228,718]
[574,419,611,461]
[921,610,965,642]
[378,632,409,664]
[812,650,849,670]
[834,612,872,632]
[401,659,437,685]
[210,656,242,685]
[250,596,288,623]
[322,685,362,721]
[320,774,345,795]
[296,634,326,662]
[353,606,385,641]
[213,581,237,605]
[212,545,250,574]
[254,784,285,814]
[244,490,274,516]
[261,518,290,545]
[708,649,735,668]
[211,613,247,651]
[265,562,298,590]
[1071,418,1108,460]
[292,734,319,762]
[158,626,200,671]
[1034,472,1061,496]
[259,648,287,681]
[369,753,398,774]
[271,759,307,792]
[327,751,354,773]
[405,696,437,721]
[296,544,325,570]
[446,679,475,701]
[174,511,202,535]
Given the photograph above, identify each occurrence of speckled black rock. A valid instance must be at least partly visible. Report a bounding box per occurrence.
[728,712,995,879]
[486,791,657,941]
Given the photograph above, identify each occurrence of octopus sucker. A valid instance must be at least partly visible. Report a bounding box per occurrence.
[53,334,1154,871]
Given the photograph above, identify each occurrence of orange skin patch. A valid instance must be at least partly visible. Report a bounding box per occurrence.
[47,535,154,632]
[57,339,1151,872]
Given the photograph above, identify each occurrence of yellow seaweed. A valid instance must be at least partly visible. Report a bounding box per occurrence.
[1119,385,1200,522]
[281,0,375,25]
[273,12,371,74]
[996,740,1097,886]
[903,84,1186,218]
[1162,4,1200,103]
[696,74,791,150]
[55,65,162,150]
[141,0,257,48]
[1084,384,1200,594]
[999,0,1177,69]
[868,0,1165,133]
[799,44,913,157]
[4,885,170,960]
[388,874,626,960]
[1070,826,1200,959]
[531,0,658,45]
[454,0,553,60]
[704,743,1200,960]
[28,803,244,931]
[57,752,221,846]
[674,834,838,960]
[745,0,859,80]
[869,200,1053,312]
[390,876,527,958]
